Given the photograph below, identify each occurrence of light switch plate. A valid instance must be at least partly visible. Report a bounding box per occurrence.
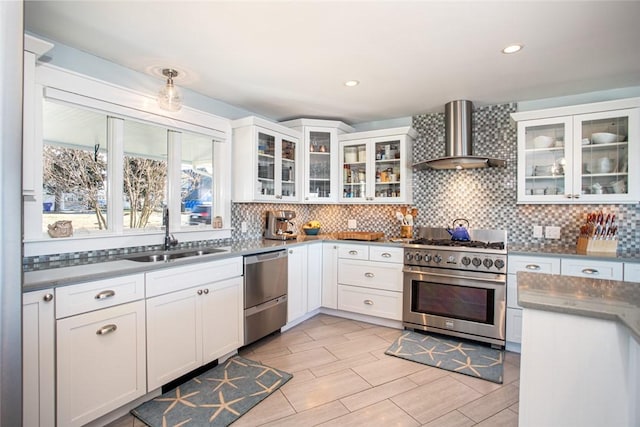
[347,219,357,229]
[533,225,543,238]
[545,226,561,239]
[241,221,248,233]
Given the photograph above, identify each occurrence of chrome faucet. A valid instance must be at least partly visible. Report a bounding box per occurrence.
[163,207,178,251]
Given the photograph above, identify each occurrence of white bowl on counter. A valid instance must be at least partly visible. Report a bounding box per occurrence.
[533,135,555,149]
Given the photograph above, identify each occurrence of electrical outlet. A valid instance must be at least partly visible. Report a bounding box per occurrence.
[533,225,543,238]
[545,226,561,239]
[241,221,248,233]
[347,219,357,229]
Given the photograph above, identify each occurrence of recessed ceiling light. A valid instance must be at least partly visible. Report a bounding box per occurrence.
[502,44,523,54]
[344,80,360,87]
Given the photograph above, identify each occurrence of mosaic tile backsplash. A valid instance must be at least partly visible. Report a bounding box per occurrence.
[232,102,640,252]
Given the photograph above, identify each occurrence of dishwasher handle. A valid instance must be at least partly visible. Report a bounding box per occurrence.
[244,249,287,265]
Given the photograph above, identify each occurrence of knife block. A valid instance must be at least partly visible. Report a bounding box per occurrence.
[576,236,617,254]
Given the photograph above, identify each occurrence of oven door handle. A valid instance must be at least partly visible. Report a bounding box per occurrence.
[403,267,506,284]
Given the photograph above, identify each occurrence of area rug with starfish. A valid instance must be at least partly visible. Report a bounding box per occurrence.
[131,356,292,426]
[385,330,504,384]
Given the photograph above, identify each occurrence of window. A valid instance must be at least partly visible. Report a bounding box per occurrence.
[181,132,214,228]
[42,101,108,233]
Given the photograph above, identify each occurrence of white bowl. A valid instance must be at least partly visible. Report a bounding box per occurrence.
[591,132,624,144]
[533,136,555,149]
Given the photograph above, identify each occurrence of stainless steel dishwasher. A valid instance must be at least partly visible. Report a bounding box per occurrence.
[243,250,288,345]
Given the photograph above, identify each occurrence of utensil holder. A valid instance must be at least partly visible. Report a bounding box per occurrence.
[400,225,413,239]
[576,237,617,254]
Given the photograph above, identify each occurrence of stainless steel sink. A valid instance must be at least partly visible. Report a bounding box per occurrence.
[123,248,227,263]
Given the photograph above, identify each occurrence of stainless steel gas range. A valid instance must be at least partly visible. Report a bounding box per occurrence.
[402,227,507,347]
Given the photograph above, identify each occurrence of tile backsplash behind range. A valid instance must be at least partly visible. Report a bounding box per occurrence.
[233,102,640,251]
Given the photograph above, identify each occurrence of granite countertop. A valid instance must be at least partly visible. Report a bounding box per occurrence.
[23,234,404,291]
[509,243,640,262]
[517,271,640,342]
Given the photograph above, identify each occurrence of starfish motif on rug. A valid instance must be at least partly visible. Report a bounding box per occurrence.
[397,332,419,345]
[481,352,503,366]
[443,341,475,357]
[200,391,245,422]
[414,344,446,361]
[161,415,191,427]
[249,363,284,379]
[225,358,248,369]
[250,378,283,397]
[387,344,412,357]
[154,387,199,415]
[206,370,245,392]
[452,356,487,377]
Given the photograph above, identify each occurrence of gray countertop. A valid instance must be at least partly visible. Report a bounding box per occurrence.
[509,244,640,262]
[23,235,404,291]
[517,271,640,342]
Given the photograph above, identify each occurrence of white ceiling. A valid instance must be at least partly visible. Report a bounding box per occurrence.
[24,1,640,125]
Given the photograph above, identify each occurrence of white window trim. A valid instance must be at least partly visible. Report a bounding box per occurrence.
[24,64,233,257]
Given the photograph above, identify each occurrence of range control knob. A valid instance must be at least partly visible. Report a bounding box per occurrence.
[472,257,482,267]
[494,259,505,269]
[447,255,456,264]
[423,254,432,262]
[461,256,471,266]
[414,253,422,261]
[433,255,442,263]
[483,258,494,268]
[405,253,414,261]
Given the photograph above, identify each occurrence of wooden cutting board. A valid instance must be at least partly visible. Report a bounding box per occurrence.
[335,231,384,241]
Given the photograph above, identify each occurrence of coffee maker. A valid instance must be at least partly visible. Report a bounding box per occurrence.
[264,210,297,240]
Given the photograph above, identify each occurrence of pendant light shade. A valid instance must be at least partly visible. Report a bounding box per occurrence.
[158,68,182,112]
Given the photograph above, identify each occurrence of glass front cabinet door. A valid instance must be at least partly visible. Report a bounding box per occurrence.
[513,99,639,204]
[232,117,301,202]
[338,127,415,203]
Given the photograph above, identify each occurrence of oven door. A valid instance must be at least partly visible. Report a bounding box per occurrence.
[403,265,506,346]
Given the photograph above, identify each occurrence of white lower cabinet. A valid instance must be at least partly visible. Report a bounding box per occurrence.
[287,245,309,323]
[506,307,523,344]
[321,243,339,309]
[307,243,323,312]
[561,258,623,280]
[146,274,243,391]
[57,300,146,427]
[337,244,403,321]
[23,289,55,427]
[624,262,640,282]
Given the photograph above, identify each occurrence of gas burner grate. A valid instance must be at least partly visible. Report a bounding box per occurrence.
[409,238,505,250]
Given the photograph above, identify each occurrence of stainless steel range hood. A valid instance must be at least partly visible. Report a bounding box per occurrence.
[413,100,506,170]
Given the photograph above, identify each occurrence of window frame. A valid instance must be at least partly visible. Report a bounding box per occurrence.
[24,64,232,257]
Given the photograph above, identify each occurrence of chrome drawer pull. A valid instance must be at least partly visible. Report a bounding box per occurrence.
[525,264,541,271]
[197,289,203,295]
[381,252,392,258]
[363,299,374,305]
[43,293,53,302]
[582,268,599,275]
[96,324,117,335]
[364,272,375,278]
[349,250,358,255]
[95,290,115,300]
[203,288,209,294]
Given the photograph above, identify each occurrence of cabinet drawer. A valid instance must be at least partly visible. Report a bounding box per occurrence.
[506,274,523,309]
[338,259,402,291]
[624,263,640,283]
[337,244,369,260]
[508,255,560,275]
[146,257,243,298]
[561,259,623,280]
[337,284,402,320]
[55,274,145,319]
[369,246,403,263]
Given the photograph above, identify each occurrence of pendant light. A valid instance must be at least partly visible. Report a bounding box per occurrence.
[157,68,182,112]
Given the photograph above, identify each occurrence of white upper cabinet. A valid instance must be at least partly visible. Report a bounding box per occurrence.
[512,98,640,204]
[338,127,416,203]
[232,116,302,202]
[281,118,354,203]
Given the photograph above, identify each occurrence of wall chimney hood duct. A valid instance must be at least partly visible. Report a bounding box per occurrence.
[413,100,506,170]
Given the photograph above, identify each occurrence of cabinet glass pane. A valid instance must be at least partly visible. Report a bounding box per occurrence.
[524,124,566,196]
[309,131,331,198]
[281,139,296,198]
[374,140,401,198]
[580,117,628,196]
[343,143,367,198]
[257,132,275,196]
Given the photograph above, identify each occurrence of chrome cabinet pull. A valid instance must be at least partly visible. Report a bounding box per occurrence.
[364,272,375,278]
[289,249,293,254]
[95,290,115,300]
[525,264,541,271]
[197,289,203,295]
[275,194,282,199]
[381,252,391,258]
[573,194,580,199]
[582,268,598,275]
[203,288,209,294]
[96,324,117,335]
[348,250,358,255]
[363,299,374,305]
[43,293,53,302]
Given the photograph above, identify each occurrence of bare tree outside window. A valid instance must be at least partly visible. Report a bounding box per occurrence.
[123,156,167,228]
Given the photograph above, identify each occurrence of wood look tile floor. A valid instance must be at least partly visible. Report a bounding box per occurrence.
[108,314,520,427]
